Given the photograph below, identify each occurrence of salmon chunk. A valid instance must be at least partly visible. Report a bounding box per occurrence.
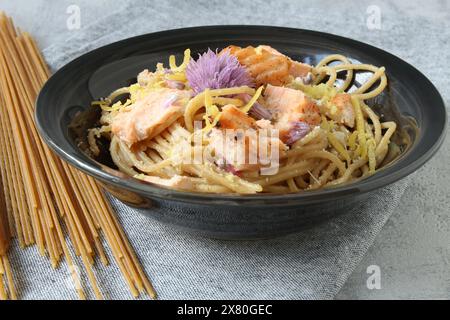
[222,45,313,86]
[263,85,320,142]
[328,93,355,128]
[208,105,283,172]
[223,45,289,86]
[208,128,259,172]
[258,45,312,79]
[219,104,257,130]
[207,127,283,172]
[112,88,191,145]
[218,105,263,171]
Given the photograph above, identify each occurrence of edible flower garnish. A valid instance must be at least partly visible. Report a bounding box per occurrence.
[186,49,253,95]
[238,93,272,120]
[285,121,311,146]
[241,86,263,113]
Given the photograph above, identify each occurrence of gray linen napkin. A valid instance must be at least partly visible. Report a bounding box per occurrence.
[10,0,413,299]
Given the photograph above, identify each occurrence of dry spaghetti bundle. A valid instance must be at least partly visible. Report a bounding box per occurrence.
[0,12,156,300]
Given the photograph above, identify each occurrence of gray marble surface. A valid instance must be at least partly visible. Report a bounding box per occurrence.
[1,0,448,299]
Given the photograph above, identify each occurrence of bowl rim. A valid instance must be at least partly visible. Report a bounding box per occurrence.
[35,25,448,206]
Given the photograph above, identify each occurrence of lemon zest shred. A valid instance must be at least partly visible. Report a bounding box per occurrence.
[322,116,351,163]
[367,138,377,174]
[91,100,108,107]
[330,104,338,115]
[351,96,367,159]
[169,55,177,71]
[100,105,113,112]
[241,86,263,113]
[181,49,191,69]
[151,80,166,88]
[114,99,132,111]
[212,97,244,107]
[204,89,213,113]
[129,81,168,102]
[166,72,187,81]
[202,89,222,133]
[320,115,329,130]
[327,132,351,163]
[320,115,335,131]
[169,49,191,73]
[300,83,337,100]
[110,101,122,111]
[128,83,142,102]
[202,113,221,133]
[92,101,116,112]
[204,89,220,117]
[348,131,358,151]
[156,63,165,72]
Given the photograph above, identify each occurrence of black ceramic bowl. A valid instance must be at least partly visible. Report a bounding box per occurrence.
[36,26,447,239]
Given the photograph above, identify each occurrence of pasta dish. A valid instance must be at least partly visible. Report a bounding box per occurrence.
[88,45,397,194]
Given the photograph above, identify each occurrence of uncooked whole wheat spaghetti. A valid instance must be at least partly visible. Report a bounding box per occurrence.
[0,12,155,300]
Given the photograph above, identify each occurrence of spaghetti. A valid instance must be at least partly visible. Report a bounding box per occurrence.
[0,12,155,300]
[88,45,397,194]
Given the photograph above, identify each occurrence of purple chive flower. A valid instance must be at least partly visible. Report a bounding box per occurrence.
[165,79,185,90]
[186,49,253,94]
[238,93,272,120]
[224,164,241,177]
[285,121,311,145]
[249,102,272,120]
